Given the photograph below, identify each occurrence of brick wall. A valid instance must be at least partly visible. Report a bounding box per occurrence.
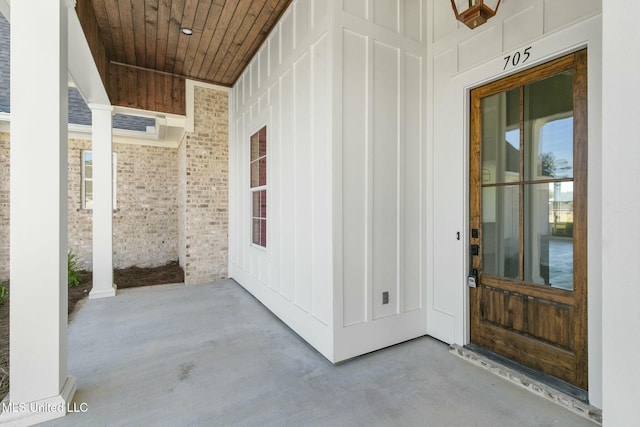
[68,139,179,270]
[1,85,228,283]
[0,133,179,280]
[67,138,93,268]
[179,86,229,285]
[113,142,178,269]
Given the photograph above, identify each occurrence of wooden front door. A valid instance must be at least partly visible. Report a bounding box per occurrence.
[469,50,588,389]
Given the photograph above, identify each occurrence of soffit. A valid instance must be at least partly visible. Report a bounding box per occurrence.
[90,0,291,87]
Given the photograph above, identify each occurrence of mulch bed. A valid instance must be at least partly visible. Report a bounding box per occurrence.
[0,261,184,401]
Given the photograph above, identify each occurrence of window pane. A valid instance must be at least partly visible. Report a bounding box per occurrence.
[252,190,267,219]
[85,180,93,207]
[252,191,260,217]
[252,219,261,245]
[84,152,93,179]
[524,71,574,181]
[258,158,267,186]
[259,190,267,218]
[481,88,520,184]
[260,219,267,247]
[482,185,520,280]
[524,182,573,291]
[259,127,267,158]
[250,126,267,248]
[250,161,260,188]
[250,132,260,162]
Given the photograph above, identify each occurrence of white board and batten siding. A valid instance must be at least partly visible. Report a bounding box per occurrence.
[229,0,334,360]
[334,0,427,361]
[426,0,603,407]
[230,0,428,363]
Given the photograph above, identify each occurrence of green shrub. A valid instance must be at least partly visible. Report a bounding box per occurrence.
[68,251,81,288]
[0,283,7,306]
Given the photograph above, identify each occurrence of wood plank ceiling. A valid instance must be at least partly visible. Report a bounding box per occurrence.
[89,0,292,87]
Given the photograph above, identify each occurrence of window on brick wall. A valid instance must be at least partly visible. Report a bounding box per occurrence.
[82,150,117,210]
[250,126,267,248]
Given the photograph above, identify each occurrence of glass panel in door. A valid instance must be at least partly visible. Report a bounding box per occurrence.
[480,70,575,290]
[523,182,574,290]
[523,70,574,290]
[481,88,520,185]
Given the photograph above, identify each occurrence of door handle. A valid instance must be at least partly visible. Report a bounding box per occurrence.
[468,244,479,288]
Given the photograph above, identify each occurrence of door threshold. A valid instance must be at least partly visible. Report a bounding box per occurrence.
[450,344,602,425]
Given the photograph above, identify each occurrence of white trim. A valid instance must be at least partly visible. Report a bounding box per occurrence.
[66,128,182,149]
[113,105,186,126]
[89,284,117,299]
[249,125,268,249]
[115,126,160,139]
[3,112,170,143]
[111,133,179,148]
[88,105,161,140]
[81,150,117,210]
[69,123,158,139]
[187,78,231,93]
[186,80,195,133]
[0,376,77,427]
[67,123,93,134]
[70,121,160,140]
[87,103,113,112]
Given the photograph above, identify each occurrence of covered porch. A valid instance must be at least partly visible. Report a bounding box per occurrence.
[45,280,595,426]
[1,0,640,425]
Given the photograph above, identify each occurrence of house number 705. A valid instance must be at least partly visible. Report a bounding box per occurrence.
[503,47,532,70]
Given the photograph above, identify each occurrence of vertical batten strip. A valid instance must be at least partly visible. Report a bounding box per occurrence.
[397,44,404,315]
[366,32,373,323]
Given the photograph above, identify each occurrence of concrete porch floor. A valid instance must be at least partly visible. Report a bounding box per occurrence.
[43,279,596,426]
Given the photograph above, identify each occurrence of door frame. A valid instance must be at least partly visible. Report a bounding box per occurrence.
[457,44,589,344]
[468,50,588,388]
[430,17,603,403]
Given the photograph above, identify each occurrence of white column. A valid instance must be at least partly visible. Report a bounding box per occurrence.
[2,0,77,425]
[89,104,116,299]
[602,1,640,426]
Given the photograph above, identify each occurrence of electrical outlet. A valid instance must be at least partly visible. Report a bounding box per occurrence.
[382,291,389,304]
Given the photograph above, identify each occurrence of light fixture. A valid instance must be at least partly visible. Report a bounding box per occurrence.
[181,27,194,36]
[450,0,502,30]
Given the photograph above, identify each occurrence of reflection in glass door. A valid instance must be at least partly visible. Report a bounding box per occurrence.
[480,71,576,291]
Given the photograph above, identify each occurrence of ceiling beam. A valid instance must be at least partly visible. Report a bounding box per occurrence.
[1,0,110,106]
[68,5,110,105]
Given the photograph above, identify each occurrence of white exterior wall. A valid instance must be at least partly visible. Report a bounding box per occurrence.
[426,0,603,407]
[231,2,613,405]
[601,1,640,425]
[230,0,427,362]
[229,0,334,359]
[333,0,427,361]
